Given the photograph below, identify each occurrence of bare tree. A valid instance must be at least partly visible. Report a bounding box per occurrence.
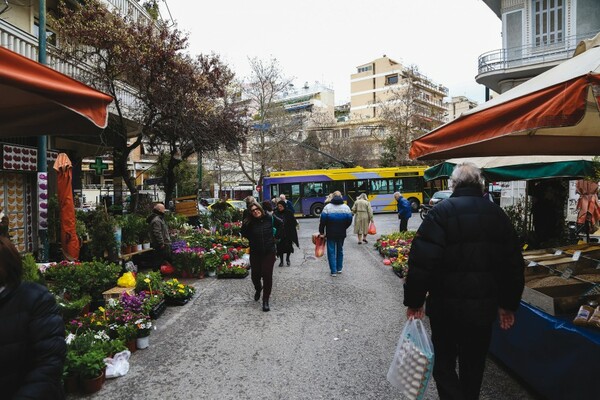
[237,57,294,186]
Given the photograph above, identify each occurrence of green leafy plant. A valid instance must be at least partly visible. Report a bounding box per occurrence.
[21,253,42,284]
[162,278,195,300]
[87,210,118,259]
[56,294,92,321]
[77,350,106,379]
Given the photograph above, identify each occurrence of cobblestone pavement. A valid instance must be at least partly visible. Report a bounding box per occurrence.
[80,213,540,400]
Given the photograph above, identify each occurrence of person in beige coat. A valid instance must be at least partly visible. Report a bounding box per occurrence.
[351,193,374,244]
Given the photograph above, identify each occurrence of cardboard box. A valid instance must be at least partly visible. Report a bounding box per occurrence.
[102,286,135,302]
[522,283,598,316]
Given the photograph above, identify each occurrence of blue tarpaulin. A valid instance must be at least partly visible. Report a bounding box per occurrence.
[489,301,600,400]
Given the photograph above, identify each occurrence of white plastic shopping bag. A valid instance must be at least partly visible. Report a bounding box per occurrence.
[105,350,131,378]
[387,318,434,400]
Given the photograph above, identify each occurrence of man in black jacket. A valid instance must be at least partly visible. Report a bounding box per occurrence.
[404,162,524,400]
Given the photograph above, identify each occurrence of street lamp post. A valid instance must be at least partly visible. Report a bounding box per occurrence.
[38,0,48,261]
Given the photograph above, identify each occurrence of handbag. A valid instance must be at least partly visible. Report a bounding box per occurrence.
[314,235,326,257]
[368,220,377,235]
[387,318,434,400]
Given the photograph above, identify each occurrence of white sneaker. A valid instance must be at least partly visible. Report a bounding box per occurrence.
[331,273,337,277]
[337,270,342,274]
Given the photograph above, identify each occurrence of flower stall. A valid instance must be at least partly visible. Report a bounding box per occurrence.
[375,232,416,278]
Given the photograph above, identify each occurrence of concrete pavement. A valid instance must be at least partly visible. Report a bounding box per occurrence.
[80,213,539,400]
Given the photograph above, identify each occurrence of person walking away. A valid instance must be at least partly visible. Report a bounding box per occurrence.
[319,191,353,276]
[148,203,171,265]
[393,192,412,232]
[261,200,274,216]
[0,216,9,238]
[0,236,66,399]
[351,193,374,244]
[403,162,524,400]
[241,202,283,312]
[279,194,295,213]
[242,196,256,220]
[274,200,299,266]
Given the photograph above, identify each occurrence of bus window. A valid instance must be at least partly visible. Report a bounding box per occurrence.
[279,183,300,212]
[303,182,326,197]
[370,179,394,194]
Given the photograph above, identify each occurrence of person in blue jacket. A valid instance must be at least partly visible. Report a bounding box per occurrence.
[318,191,353,276]
[394,192,412,232]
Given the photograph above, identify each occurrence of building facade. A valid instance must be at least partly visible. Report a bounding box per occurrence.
[478,0,600,94]
[444,96,479,122]
[350,56,448,121]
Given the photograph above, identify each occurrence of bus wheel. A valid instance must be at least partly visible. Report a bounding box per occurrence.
[310,203,324,217]
[408,198,420,212]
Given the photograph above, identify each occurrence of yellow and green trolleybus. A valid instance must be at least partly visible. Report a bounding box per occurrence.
[263,166,437,216]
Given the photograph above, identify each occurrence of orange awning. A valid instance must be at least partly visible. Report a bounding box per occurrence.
[0,46,113,137]
[410,44,600,160]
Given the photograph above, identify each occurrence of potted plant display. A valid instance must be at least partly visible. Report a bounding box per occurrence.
[162,278,195,306]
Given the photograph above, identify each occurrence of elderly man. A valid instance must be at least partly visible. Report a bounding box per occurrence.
[147,203,171,264]
[403,162,524,400]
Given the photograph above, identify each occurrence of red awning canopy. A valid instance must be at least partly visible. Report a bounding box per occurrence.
[0,46,113,137]
[410,43,600,160]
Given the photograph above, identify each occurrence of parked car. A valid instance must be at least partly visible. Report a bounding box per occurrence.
[208,200,246,212]
[429,190,452,206]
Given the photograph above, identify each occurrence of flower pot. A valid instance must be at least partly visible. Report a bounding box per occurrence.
[136,244,143,252]
[80,371,104,394]
[64,375,79,394]
[136,336,150,349]
[142,242,151,250]
[207,270,216,277]
[165,297,190,306]
[126,339,137,353]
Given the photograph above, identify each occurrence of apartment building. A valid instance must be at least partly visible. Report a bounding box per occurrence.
[350,56,448,121]
[444,96,478,122]
[478,0,600,94]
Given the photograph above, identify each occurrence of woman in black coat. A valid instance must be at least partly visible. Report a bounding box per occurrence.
[274,200,299,267]
[240,202,284,312]
[0,236,66,399]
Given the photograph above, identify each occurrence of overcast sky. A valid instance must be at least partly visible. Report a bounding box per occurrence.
[159,0,501,105]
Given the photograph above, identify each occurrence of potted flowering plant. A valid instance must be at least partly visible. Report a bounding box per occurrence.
[162,278,195,305]
[134,316,153,349]
[217,258,249,279]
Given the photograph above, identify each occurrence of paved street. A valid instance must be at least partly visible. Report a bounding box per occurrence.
[80,213,539,400]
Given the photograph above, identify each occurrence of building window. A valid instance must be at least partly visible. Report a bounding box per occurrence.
[357,65,373,73]
[342,129,350,138]
[333,130,341,139]
[533,0,563,47]
[385,74,399,85]
[34,21,57,47]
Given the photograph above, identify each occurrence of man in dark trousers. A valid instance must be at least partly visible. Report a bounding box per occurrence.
[394,192,412,232]
[403,162,524,400]
[147,203,171,265]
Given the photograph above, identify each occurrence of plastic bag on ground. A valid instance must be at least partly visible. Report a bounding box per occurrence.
[105,350,131,378]
[387,318,434,400]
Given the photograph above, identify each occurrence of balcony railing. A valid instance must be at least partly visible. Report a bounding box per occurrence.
[478,30,600,75]
[103,0,153,23]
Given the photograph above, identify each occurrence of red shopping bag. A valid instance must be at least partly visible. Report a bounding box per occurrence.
[368,221,377,235]
[315,235,326,257]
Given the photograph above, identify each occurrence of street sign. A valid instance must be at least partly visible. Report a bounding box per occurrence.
[145,177,164,185]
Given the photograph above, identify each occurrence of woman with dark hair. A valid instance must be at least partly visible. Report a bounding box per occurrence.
[0,236,66,399]
[261,200,274,215]
[274,200,299,266]
[241,202,283,312]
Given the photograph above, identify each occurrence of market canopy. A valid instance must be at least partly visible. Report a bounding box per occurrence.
[424,156,597,181]
[0,46,113,137]
[409,38,600,160]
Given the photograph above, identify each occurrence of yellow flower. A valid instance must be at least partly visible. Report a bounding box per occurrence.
[96,321,102,325]
[98,306,105,313]
[167,282,173,286]
[178,289,184,293]
[144,278,151,283]
[177,284,184,289]
[173,279,179,283]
